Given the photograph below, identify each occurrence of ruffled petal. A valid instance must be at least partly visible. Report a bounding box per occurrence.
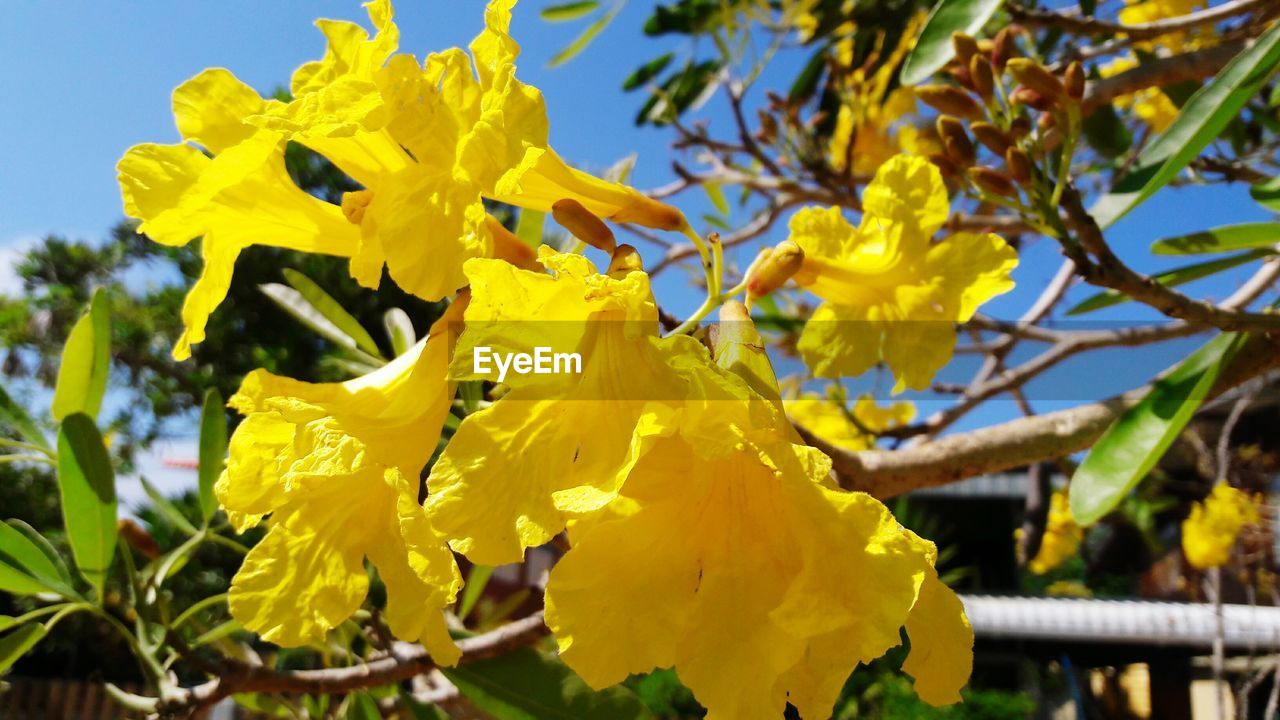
[172,68,266,153]
[903,570,974,706]
[861,154,949,239]
[923,231,1018,322]
[796,302,883,379]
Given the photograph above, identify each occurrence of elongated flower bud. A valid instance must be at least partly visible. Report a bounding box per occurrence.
[927,153,961,178]
[970,122,1012,156]
[970,56,995,100]
[746,241,804,300]
[952,33,980,66]
[552,198,616,254]
[607,243,644,278]
[968,167,1019,198]
[916,85,985,121]
[937,116,976,166]
[1005,147,1033,185]
[1009,115,1032,139]
[991,27,1018,72]
[1007,59,1065,104]
[1065,61,1085,102]
[1011,86,1056,112]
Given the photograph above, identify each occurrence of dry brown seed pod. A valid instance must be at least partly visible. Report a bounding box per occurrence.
[970,121,1012,156]
[1005,147,1033,185]
[916,85,985,121]
[968,167,1019,198]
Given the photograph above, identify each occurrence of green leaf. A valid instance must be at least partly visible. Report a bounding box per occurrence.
[457,565,494,620]
[1071,333,1241,525]
[197,388,227,523]
[56,414,116,596]
[1090,23,1280,227]
[0,623,48,674]
[282,269,384,359]
[0,384,49,451]
[0,521,77,598]
[549,4,622,68]
[701,214,732,231]
[259,283,380,361]
[899,0,1003,86]
[541,1,599,22]
[141,477,197,535]
[622,53,675,91]
[516,209,546,248]
[233,693,296,719]
[346,692,382,720]
[1151,222,1280,254]
[443,645,652,720]
[1066,250,1270,315]
[383,308,417,357]
[400,693,450,720]
[1250,176,1280,212]
[788,48,826,103]
[1081,101,1133,159]
[704,183,730,216]
[51,288,110,422]
[6,520,75,590]
[0,617,13,633]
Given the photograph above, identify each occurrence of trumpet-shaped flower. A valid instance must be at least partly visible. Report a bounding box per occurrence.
[1182,484,1260,570]
[248,0,684,301]
[1026,490,1083,575]
[544,307,973,719]
[117,69,360,360]
[216,302,466,654]
[787,155,1017,391]
[425,246,711,564]
[785,392,915,452]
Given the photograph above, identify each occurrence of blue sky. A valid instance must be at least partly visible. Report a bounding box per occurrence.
[3,1,1275,496]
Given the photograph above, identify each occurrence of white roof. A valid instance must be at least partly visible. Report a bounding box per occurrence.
[961,595,1280,650]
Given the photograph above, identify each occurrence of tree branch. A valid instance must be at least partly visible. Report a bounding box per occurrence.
[1010,0,1271,41]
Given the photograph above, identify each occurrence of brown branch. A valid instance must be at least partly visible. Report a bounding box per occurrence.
[157,613,549,717]
[1010,0,1271,41]
[803,333,1280,499]
[1082,42,1245,116]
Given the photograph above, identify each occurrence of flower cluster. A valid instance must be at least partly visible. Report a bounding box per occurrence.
[1182,484,1261,570]
[116,0,1004,716]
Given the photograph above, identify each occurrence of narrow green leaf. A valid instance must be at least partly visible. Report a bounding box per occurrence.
[260,283,380,361]
[51,289,110,422]
[1250,176,1280,212]
[0,617,13,633]
[541,1,599,22]
[282,269,383,358]
[704,183,730,216]
[899,0,1003,86]
[443,645,652,720]
[197,388,227,523]
[1091,24,1280,227]
[622,53,675,91]
[515,209,546,248]
[1071,333,1241,525]
[0,623,48,674]
[0,384,48,451]
[400,693,450,720]
[1067,250,1271,314]
[1081,101,1133,159]
[383,308,417,358]
[1151,222,1280,254]
[701,213,732,231]
[56,414,116,596]
[0,521,77,598]
[347,692,382,720]
[6,520,75,590]
[458,565,494,620]
[549,4,622,68]
[233,693,296,719]
[140,477,197,535]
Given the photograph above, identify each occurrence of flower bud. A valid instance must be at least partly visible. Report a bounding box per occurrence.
[927,153,961,178]
[552,198,616,254]
[952,33,981,65]
[968,167,1019,198]
[341,190,375,225]
[970,121,1012,156]
[948,61,976,93]
[1037,111,1057,132]
[1009,115,1032,139]
[970,56,996,100]
[937,116,976,166]
[1005,147,1033,185]
[1064,60,1085,102]
[915,85,985,121]
[607,244,644,279]
[1011,86,1056,112]
[1007,59,1065,104]
[991,27,1018,72]
[746,241,804,300]
[485,215,541,271]
[118,519,161,560]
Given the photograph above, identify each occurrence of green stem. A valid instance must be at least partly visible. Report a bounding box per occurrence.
[170,593,228,630]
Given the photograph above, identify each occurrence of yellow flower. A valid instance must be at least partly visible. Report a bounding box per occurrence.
[1100,55,1181,133]
[826,15,934,175]
[250,0,684,300]
[544,306,973,718]
[1182,484,1260,570]
[1027,490,1083,575]
[216,302,466,654]
[425,246,713,564]
[788,155,1018,391]
[117,69,360,360]
[785,392,915,452]
[1119,0,1206,51]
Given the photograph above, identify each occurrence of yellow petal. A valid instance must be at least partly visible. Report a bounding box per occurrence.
[880,309,957,393]
[902,570,974,706]
[861,154,949,239]
[796,302,883,379]
[215,411,293,531]
[923,231,1018,322]
[172,68,266,153]
[291,0,399,96]
[787,206,857,263]
[173,236,240,361]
